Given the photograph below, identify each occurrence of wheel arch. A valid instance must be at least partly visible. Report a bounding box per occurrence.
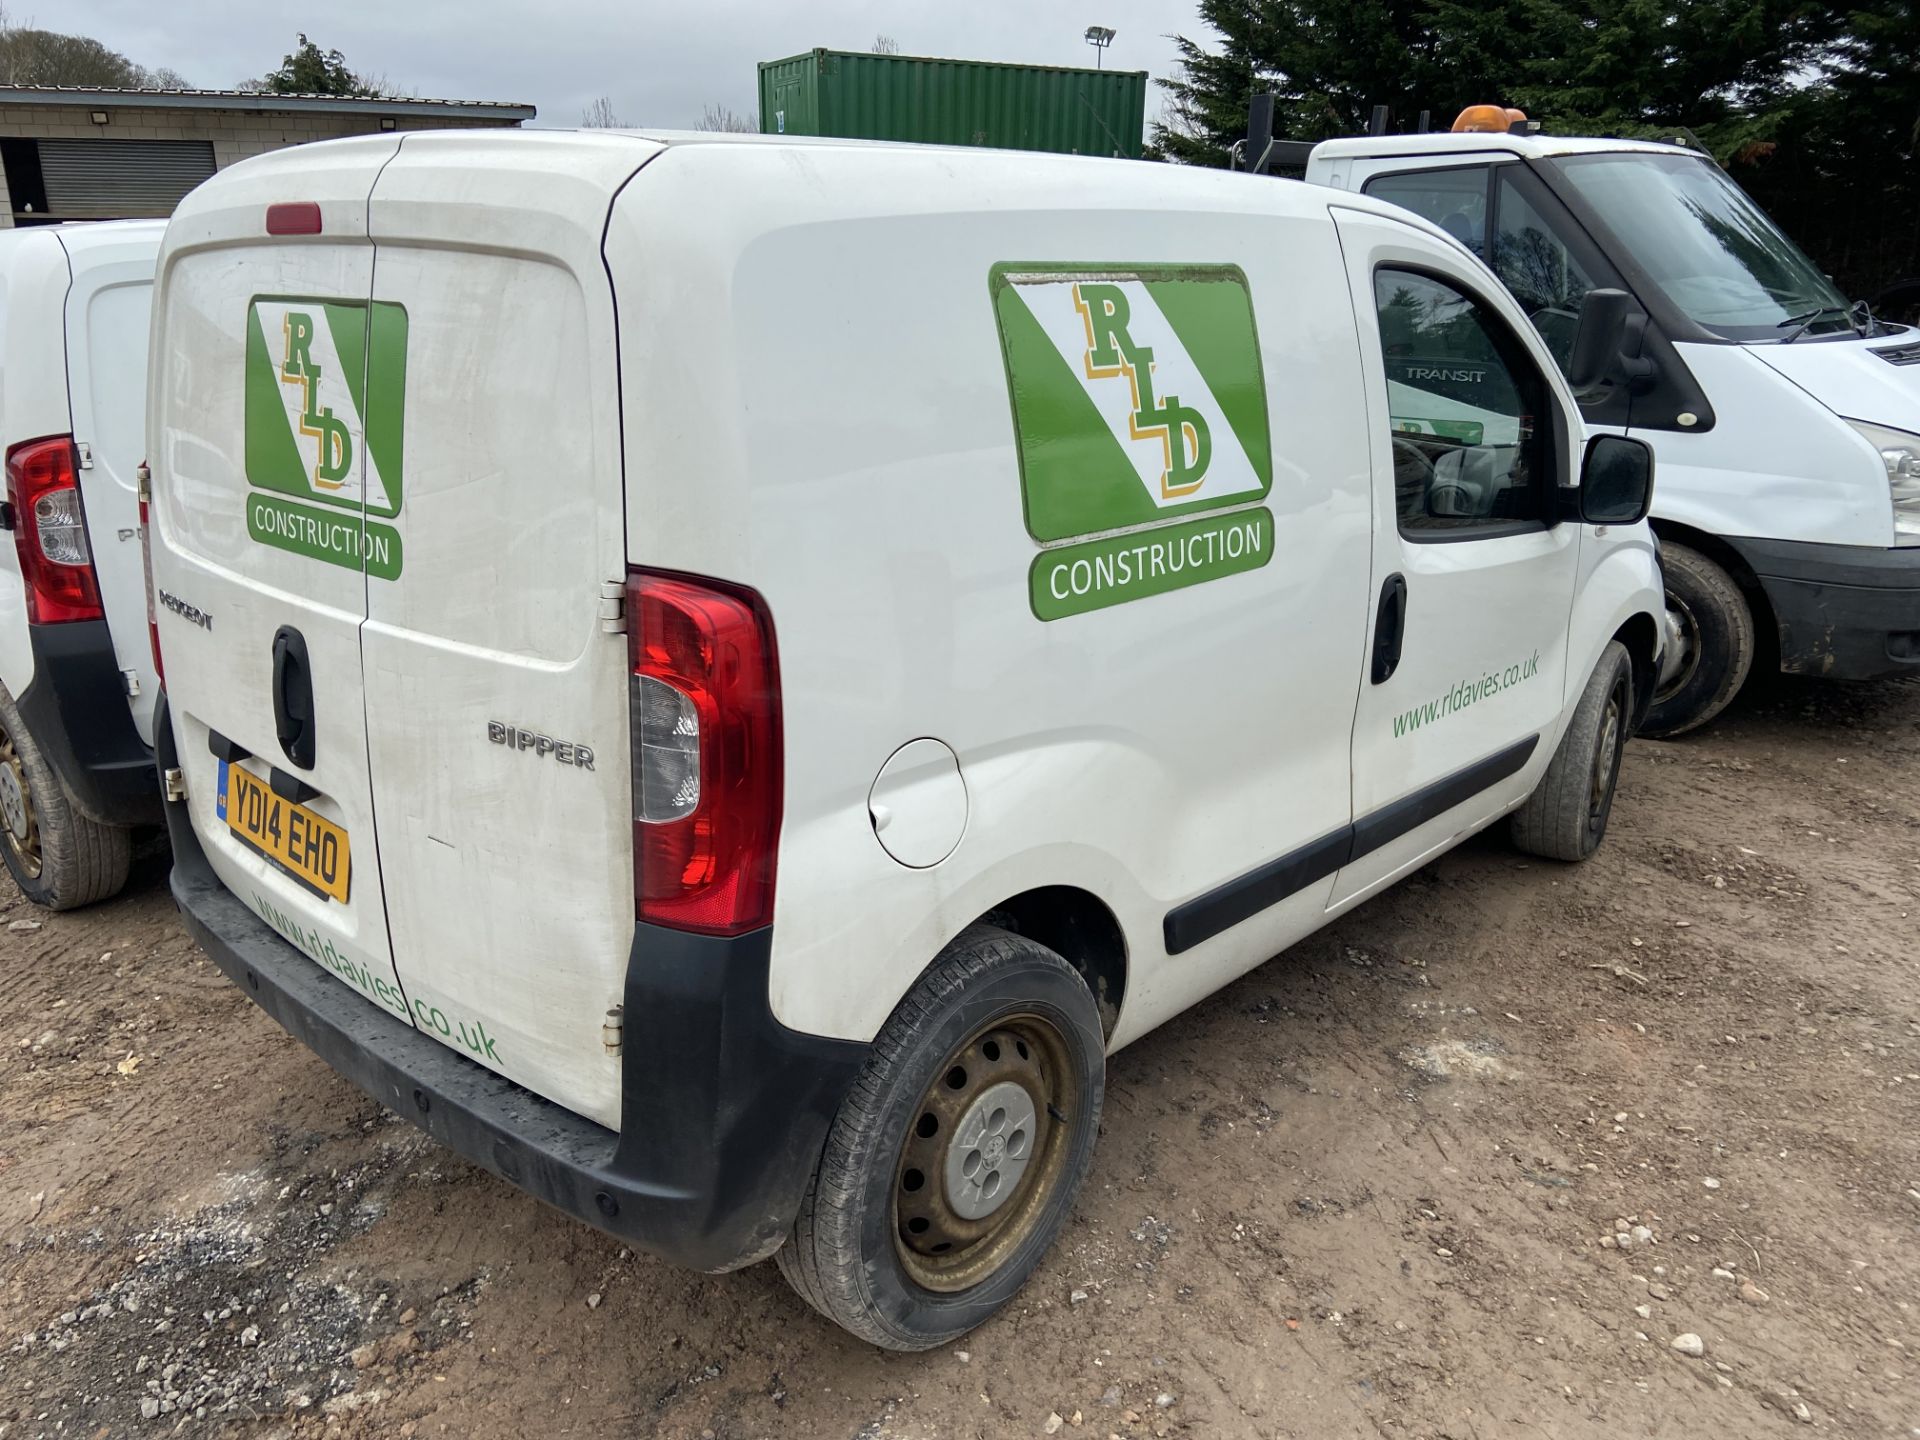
[1611,610,1660,726]
[1652,519,1775,636]
[978,886,1128,1042]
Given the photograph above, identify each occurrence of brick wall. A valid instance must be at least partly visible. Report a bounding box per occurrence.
[0,105,523,226]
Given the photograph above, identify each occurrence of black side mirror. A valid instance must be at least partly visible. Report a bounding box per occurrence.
[1566,288,1631,393]
[1580,434,1655,525]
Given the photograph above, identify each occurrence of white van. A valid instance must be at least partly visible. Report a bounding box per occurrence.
[147,131,1665,1348]
[1301,126,1920,734]
[0,220,165,908]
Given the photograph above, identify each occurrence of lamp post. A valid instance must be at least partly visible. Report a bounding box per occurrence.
[1084,26,1115,69]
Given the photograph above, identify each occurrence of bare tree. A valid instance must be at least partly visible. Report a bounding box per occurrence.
[871,34,900,55]
[354,71,413,100]
[696,102,757,133]
[582,94,624,128]
[0,12,194,89]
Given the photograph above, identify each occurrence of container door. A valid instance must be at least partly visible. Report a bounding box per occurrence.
[358,134,652,1129]
[150,138,415,1028]
[62,225,160,744]
[1329,206,1580,903]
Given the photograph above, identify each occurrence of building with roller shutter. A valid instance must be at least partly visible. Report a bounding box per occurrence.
[0,86,534,227]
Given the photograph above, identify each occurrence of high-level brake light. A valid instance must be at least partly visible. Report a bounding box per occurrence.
[266,202,323,235]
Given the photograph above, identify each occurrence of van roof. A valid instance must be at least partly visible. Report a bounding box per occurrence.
[200,125,1450,234]
[168,127,1493,291]
[0,216,165,249]
[0,217,163,279]
[1311,131,1703,164]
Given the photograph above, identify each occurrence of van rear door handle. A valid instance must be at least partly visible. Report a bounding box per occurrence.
[1371,573,1407,685]
[271,625,316,770]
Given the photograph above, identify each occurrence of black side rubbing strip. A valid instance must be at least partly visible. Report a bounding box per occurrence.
[1163,733,1541,955]
[1348,734,1538,859]
[1163,828,1351,956]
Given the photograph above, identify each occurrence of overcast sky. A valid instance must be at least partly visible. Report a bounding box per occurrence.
[47,1,1213,132]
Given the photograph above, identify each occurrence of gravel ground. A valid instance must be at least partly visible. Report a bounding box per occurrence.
[1,671,1916,1439]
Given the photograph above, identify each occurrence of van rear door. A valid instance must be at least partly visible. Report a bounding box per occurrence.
[62,222,163,745]
[359,133,657,1129]
[150,139,415,1026]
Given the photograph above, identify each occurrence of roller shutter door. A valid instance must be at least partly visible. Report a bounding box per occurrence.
[37,138,217,220]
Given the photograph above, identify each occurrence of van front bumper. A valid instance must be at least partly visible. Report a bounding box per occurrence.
[157,700,868,1274]
[1727,537,1920,681]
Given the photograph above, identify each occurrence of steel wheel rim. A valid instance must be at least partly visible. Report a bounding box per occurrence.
[0,722,41,878]
[1590,678,1625,825]
[893,1014,1080,1294]
[1654,590,1699,705]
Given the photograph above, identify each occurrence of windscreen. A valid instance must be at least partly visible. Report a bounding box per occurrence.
[1553,151,1851,341]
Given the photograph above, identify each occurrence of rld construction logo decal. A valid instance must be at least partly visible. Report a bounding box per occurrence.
[243,296,408,579]
[992,263,1274,620]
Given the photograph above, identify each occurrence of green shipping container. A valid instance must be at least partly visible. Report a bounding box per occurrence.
[758,49,1147,160]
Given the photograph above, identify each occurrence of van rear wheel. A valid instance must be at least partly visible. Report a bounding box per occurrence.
[1512,641,1633,863]
[1642,543,1753,737]
[776,925,1105,1350]
[0,687,130,910]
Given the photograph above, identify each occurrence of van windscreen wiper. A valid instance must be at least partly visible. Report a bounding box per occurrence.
[1776,304,1854,343]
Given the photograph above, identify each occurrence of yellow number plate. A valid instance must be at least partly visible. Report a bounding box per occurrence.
[218,760,351,903]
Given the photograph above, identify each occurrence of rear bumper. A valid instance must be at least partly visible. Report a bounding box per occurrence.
[156,697,868,1273]
[1727,536,1920,681]
[16,619,158,827]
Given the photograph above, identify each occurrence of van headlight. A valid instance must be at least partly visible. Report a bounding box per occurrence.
[1847,420,1920,543]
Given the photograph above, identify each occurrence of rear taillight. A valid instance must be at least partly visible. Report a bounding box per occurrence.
[5,436,102,624]
[138,460,162,686]
[628,569,782,937]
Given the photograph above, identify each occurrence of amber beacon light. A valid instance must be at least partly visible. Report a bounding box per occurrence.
[1453,104,1522,134]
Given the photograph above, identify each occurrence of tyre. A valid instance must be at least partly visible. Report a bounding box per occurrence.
[1512,641,1633,863]
[1642,542,1754,737]
[776,924,1106,1350]
[0,685,131,910]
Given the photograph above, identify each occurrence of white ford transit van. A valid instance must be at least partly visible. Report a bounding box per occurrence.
[147,131,1665,1348]
[1299,127,1920,734]
[0,220,165,908]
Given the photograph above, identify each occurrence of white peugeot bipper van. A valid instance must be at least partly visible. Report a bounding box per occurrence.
[146,131,1665,1349]
[0,220,165,908]
[1300,124,1920,734]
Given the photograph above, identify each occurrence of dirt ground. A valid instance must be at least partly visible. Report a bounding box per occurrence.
[2,672,1917,1440]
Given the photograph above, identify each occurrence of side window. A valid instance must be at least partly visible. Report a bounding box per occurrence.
[1492,175,1599,373]
[1363,168,1491,259]
[1372,268,1555,538]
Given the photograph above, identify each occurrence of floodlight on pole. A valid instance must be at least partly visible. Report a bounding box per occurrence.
[1084,25,1115,69]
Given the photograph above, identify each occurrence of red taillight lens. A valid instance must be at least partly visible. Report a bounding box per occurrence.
[138,461,162,686]
[5,436,102,624]
[266,201,323,235]
[628,569,782,937]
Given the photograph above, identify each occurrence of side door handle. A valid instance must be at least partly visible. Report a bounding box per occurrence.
[1371,573,1407,685]
[271,625,316,770]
